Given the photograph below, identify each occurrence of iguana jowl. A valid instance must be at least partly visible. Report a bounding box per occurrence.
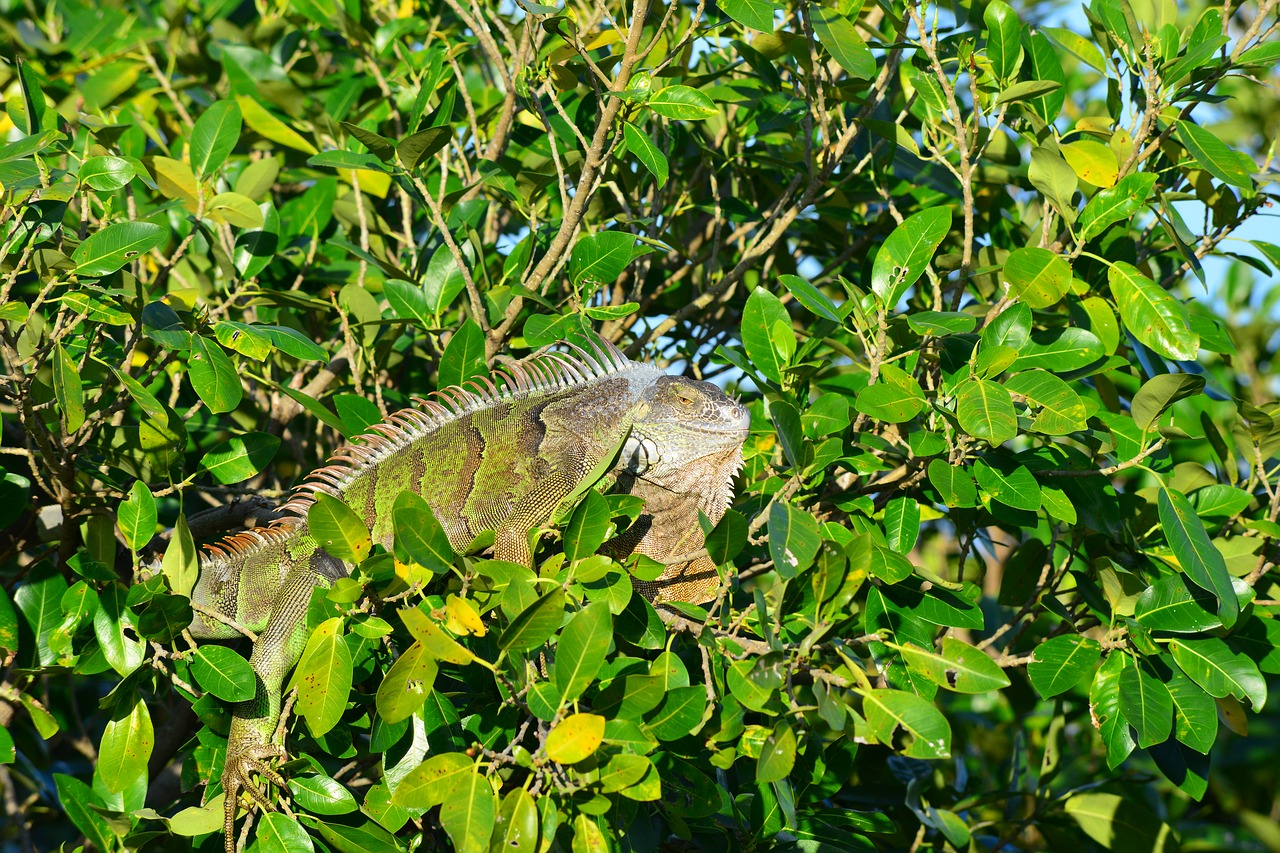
[177,339,749,852]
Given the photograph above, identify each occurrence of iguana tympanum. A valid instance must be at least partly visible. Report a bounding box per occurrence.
[173,339,749,852]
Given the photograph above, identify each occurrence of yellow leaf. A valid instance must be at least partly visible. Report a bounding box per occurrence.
[153,156,200,211]
[446,595,487,637]
[1061,140,1119,188]
[236,95,318,155]
[546,713,605,764]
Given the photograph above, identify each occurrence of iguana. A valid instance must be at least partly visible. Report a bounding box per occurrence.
[173,339,749,852]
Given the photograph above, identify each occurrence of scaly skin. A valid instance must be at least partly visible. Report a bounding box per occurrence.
[176,341,748,852]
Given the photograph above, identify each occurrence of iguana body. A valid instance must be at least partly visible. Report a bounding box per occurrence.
[178,340,749,852]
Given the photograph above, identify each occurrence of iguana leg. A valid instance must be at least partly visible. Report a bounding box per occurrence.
[222,564,320,853]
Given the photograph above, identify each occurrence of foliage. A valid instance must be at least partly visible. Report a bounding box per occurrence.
[2,0,1280,851]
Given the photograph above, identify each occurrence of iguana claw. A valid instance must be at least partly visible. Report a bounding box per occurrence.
[222,742,289,853]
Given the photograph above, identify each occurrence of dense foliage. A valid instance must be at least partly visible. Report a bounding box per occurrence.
[3,0,1280,851]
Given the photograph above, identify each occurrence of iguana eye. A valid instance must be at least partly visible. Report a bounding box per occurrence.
[675,393,695,406]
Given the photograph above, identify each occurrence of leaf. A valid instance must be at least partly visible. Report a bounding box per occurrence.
[1061,140,1119,188]
[809,6,875,80]
[1028,145,1077,222]
[200,432,280,484]
[927,459,977,508]
[646,685,707,740]
[1169,636,1266,710]
[51,343,85,434]
[1002,247,1071,308]
[648,85,717,120]
[293,617,354,737]
[375,642,438,724]
[907,311,975,336]
[191,645,256,702]
[440,769,496,853]
[974,458,1040,511]
[870,208,951,307]
[984,0,1024,80]
[1176,121,1253,189]
[756,721,796,782]
[1016,327,1104,371]
[1027,634,1100,698]
[554,602,612,703]
[190,100,242,177]
[117,480,157,552]
[437,319,487,389]
[1079,173,1157,242]
[994,79,1062,105]
[855,362,925,423]
[308,492,371,564]
[779,273,845,323]
[622,123,668,187]
[1166,666,1217,754]
[1118,664,1173,748]
[236,95,318,154]
[1109,262,1199,361]
[398,126,452,169]
[1065,793,1179,852]
[1131,374,1205,431]
[1135,574,1221,633]
[861,689,951,759]
[1023,31,1066,122]
[78,154,135,191]
[1090,653,1135,769]
[767,502,820,579]
[741,286,791,384]
[955,379,1017,446]
[98,697,154,793]
[261,325,329,361]
[546,713,605,763]
[883,497,920,554]
[54,774,113,853]
[161,513,198,598]
[1004,370,1086,435]
[1158,489,1237,629]
[720,0,777,32]
[393,752,472,808]
[207,192,264,228]
[499,588,566,652]
[257,813,317,853]
[897,638,1011,693]
[570,231,634,288]
[187,335,243,414]
[72,221,168,277]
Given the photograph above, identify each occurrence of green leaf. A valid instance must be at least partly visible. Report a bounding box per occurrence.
[974,458,1040,511]
[187,335,243,414]
[622,122,668,187]
[1090,652,1135,769]
[897,638,1011,693]
[706,509,747,565]
[1027,634,1101,698]
[397,126,452,169]
[955,379,1017,446]
[439,768,496,853]
[1028,145,1077,222]
[200,432,280,484]
[554,602,612,703]
[720,0,777,32]
[1065,793,1178,853]
[861,689,951,759]
[1176,121,1253,189]
[1002,247,1070,309]
[809,6,875,80]
[190,100,242,177]
[870,208,951,307]
[1062,140,1119,188]
[741,286,791,384]
[646,685,707,741]
[293,617,354,737]
[570,231,634,288]
[907,311,975,336]
[994,79,1062,106]
[984,0,1024,80]
[375,642,438,724]
[54,773,114,853]
[308,492,370,564]
[1118,663,1173,748]
[855,362,925,423]
[438,318,487,389]
[756,721,796,783]
[648,85,717,120]
[237,95,318,154]
[261,325,329,361]
[1135,574,1221,633]
[1079,173,1157,242]
[191,645,256,702]
[1004,370,1086,435]
[1169,636,1266,710]
[1166,665,1217,754]
[1016,327,1104,371]
[767,502,821,579]
[1158,488,1237,629]
[98,696,154,793]
[1023,31,1066,122]
[499,588,566,652]
[72,221,168,278]
[927,459,977,508]
[1131,374,1205,431]
[161,512,198,598]
[1109,262,1198,361]
[394,752,472,809]
[208,191,264,228]
[883,497,920,554]
[51,343,85,434]
[258,813,317,853]
[78,154,135,191]
[779,274,845,323]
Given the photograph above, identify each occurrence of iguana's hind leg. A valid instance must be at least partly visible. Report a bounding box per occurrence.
[221,563,320,853]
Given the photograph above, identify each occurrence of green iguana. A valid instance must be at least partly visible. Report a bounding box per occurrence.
[174,339,749,852]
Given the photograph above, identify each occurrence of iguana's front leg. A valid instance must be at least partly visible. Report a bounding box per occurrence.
[222,564,322,853]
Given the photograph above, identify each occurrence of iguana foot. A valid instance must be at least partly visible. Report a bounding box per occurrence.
[222,742,288,853]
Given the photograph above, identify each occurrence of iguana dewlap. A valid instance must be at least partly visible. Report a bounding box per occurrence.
[175,339,748,852]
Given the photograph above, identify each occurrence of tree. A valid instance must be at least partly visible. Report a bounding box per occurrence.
[2,0,1279,850]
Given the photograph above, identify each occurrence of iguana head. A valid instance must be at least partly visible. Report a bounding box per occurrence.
[623,375,750,484]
